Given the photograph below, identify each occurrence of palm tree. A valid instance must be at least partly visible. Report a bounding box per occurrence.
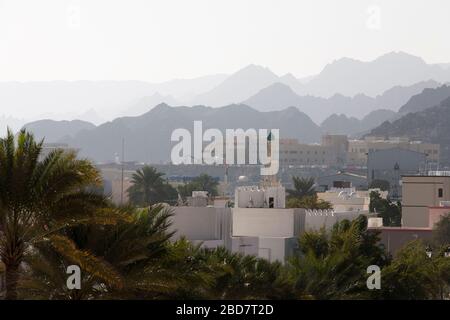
[287,177,316,198]
[0,129,111,299]
[177,174,219,199]
[197,247,291,300]
[18,204,208,300]
[286,195,333,210]
[128,166,177,206]
[287,216,389,299]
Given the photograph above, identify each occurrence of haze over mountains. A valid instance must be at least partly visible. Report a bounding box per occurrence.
[398,84,450,114]
[2,52,450,128]
[320,109,399,137]
[299,52,450,97]
[242,80,439,122]
[370,96,450,165]
[61,104,322,163]
[22,119,96,143]
[16,80,450,165]
[6,51,450,161]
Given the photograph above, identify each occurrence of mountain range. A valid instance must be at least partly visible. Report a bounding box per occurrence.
[297,52,450,97]
[398,84,450,114]
[59,104,322,163]
[320,109,399,137]
[22,119,96,143]
[369,96,450,165]
[242,80,439,122]
[2,52,450,125]
[19,80,450,165]
[192,51,450,108]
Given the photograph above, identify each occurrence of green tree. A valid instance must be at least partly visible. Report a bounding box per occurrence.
[198,246,291,300]
[177,174,219,199]
[286,195,333,210]
[369,191,401,227]
[286,216,389,299]
[18,205,205,300]
[287,177,316,198]
[128,165,177,206]
[286,177,331,210]
[433,215,450,246]
[0,129,110,299]
[369,179,390,191]
[377,241,450,300]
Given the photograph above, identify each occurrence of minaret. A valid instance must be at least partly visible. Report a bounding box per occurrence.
[261,130,279,188]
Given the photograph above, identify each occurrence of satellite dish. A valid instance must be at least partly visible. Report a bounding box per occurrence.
[238,175,249,182]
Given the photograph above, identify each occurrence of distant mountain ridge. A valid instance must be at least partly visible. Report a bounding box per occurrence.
[243,80,439,122]
[191,65,280,106]
[22,119,96,143]
[369,96,450,165]
[53,104,323,163]
[300,52,450,97]
[320,109,399,137]
[398,84,450,114]
[2,52,449,125]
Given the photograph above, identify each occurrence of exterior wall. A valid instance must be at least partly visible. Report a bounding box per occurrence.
[316,173,368,191]
[258,237,298,263]
[279,139,335,167]
[368,227,432,257]
[231,208,304,238]
[317,189,370,212]
[348,138,440,166]
[231,237,259,256]
[111,178,133,205]
[402,175,450,227]
[234,186,285,209]
[428,207,450,228]
[304,210,367,231]
[321,134,349,167]
[170,207,231,244]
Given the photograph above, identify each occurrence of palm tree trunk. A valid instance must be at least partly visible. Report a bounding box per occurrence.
[4,262,20,300]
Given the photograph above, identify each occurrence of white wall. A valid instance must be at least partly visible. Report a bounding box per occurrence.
[258,237,298,263]
[232,208,304,238]
[170,207,231,241]
[304,210,367,231]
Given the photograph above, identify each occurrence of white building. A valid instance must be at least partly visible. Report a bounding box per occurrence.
[234,185,286,209]
[304,209,365,231]
[170,206,232,249]
[169,185,366,263]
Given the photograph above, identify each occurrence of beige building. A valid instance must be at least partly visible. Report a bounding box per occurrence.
[279,139,335,166]
[348,137,440,166]
[317,188,387,212]
[280,135,439,168]
[321,134,349,166]
[402,172,450,227]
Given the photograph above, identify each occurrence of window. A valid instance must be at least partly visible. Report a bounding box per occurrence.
[438,188,443,198]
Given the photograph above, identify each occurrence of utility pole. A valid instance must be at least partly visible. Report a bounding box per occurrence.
[120,137,125,205]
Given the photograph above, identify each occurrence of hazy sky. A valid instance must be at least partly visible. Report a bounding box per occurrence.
[1,0,450,82]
